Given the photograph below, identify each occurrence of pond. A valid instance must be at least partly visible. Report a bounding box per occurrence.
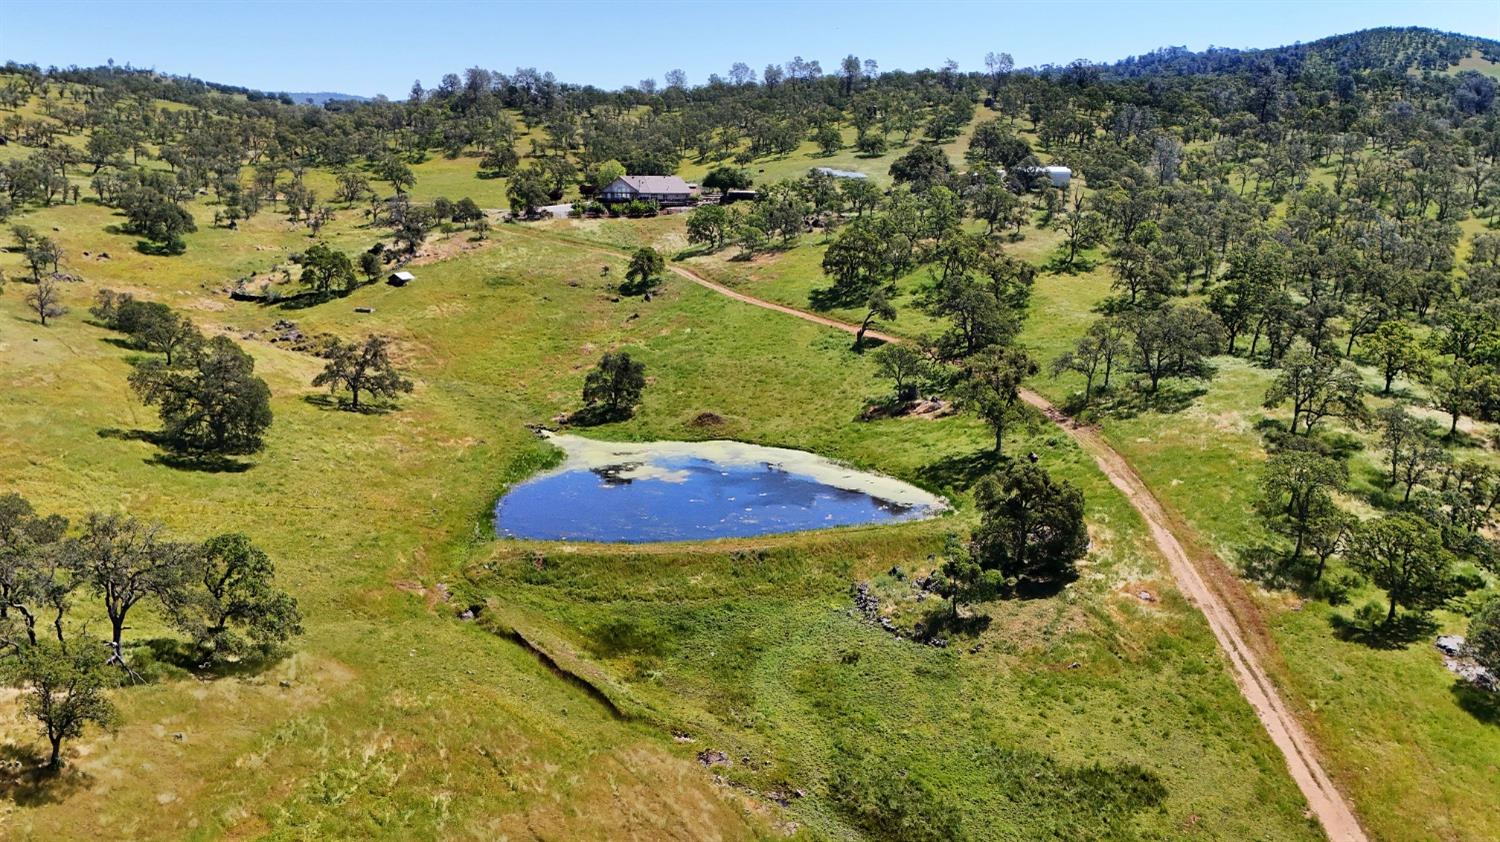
[494,433,947,543]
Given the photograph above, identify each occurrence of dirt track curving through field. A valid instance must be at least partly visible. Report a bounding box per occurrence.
[1018,393,1368,842]
[508,225,1367,841]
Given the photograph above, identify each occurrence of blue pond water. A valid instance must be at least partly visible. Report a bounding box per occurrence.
[494,436,944,543]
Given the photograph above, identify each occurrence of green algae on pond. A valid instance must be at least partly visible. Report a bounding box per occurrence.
[494,434,948,543]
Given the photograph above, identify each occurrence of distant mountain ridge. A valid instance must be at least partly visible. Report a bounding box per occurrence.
[281,91,369,106]
[1099,26,1500,78]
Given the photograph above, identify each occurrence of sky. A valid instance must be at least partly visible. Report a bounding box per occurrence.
[1,0,1497,98]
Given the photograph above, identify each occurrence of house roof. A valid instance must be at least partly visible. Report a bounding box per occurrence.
[390,271,415,281]
[615,175,692,194]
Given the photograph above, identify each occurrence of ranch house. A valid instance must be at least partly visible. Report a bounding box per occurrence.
[597,175,694,206]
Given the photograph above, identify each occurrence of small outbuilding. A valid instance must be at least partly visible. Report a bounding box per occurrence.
[721,189,759,205]
[1041,166,1072,188]
[1012,165,1073,189]
[388,270,415,286]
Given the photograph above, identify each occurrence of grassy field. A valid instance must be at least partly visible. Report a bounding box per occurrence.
[1444,50,1500,79]
[3,73,1493,839]
[675,106,1015,190]
[660,184,1500,840]
[0,193,1328,839]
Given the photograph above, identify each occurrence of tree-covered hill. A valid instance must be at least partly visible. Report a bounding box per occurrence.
[1104,26,1500,78]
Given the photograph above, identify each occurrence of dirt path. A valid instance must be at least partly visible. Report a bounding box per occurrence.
[1020,394,1367,842]
[508,225,1366,841]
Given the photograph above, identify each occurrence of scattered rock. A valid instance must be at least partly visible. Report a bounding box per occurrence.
[457,603,485,621]
[1444,656,1498,691]
[852,582,880,621]
[1137,590,1156,603]
[1436,635,1498,691]
[672,730,695,743]
[697,749,731,767]
[1436,635,1466,657]
[246,318,336,355]
[278,679,292,689]
[1068,661,1081,670]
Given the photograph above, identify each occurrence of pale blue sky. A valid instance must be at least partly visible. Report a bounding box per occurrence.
[1,0,1497,97]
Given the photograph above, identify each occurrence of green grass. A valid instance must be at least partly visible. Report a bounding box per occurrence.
[660,178,1500,840]
[1085,357,1500,842]
[0,204,1323,839]
[1446,51,1500,79]
[675,105,1000,190]
[0,86,1464,838]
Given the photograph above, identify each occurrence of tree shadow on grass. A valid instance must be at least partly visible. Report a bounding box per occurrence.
[1043,255,1098,274]
[1451,680,1500,726]
[915,606,993,639]
[99,336,138,352]
[1095,383,1207,419]
[562,405,633,428]
[301,393,395,415]
[134,240,186,257]
[97,427,156,444]
[1328,610,1439,650]
[100,428,253,472]
[915,448,1004,492]
[271,290,345,311]
[1442,428,1487,449]
[144,452,253,474]
[0,745,91,806]
[1240,543,1304,591]
[1012,573,1077,600]
[139,637,291,680]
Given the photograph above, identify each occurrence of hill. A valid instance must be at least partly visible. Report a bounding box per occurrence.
[281,90,370,106]
[1102,25,1500,77]
[0,23,1498,840]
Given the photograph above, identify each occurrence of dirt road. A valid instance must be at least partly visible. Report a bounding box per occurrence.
[508,225,1367,841]
[1019,393,1367,842]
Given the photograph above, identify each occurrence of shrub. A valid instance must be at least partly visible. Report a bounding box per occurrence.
[1469,595,1500,673]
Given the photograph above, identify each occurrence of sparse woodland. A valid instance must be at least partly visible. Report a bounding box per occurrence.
[0,25,1498,841]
